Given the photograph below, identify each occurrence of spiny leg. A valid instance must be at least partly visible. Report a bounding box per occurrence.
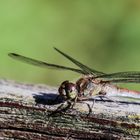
[49,100,72,116]
[70,95,78,109]
[49,95,96,116]
[86,103,92,116]
[92,91,116,102]
[94,95,121,108]
[77,99,94,116]
[99,95,119,103]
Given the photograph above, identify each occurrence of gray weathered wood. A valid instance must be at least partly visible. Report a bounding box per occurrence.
[0,79,139,140]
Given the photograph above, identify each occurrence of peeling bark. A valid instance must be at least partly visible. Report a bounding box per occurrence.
[0,79,139,140]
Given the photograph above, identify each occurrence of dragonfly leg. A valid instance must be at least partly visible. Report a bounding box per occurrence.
[94,91,114,102]
[91,98,96,108]
[70,95,78,109]
[97,96,106,102]
[101,96,118,103]
[49,100,72,116]
[77,99,94,116]
[86,103,93,116]
[97,95,122,108]
[95,95,117,103]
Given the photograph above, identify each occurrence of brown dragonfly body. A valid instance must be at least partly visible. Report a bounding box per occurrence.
[8,48,140,103]
[58,75,140,103]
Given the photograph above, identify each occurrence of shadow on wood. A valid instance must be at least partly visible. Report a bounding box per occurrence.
[0,79,139,140]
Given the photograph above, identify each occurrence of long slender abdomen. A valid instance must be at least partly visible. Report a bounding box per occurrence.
[103,84,140,99]
[118,87,140,98]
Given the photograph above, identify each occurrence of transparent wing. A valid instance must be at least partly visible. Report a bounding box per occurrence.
[8,53,87,74]
[95,71,140,83]
[54,47,105,76]
[95,71,140,79]
[101,78,140,83]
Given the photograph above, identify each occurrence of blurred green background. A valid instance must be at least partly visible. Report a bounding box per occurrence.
[1,0,140,90]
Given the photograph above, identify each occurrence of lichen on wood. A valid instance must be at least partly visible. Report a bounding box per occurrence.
[0,79,139,140]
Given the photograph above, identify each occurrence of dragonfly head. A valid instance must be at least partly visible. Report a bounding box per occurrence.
[58,80,77,100]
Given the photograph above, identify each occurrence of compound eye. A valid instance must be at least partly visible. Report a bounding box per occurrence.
[66,83,77,99]
[58,81,77,100]
[58,80,69,97]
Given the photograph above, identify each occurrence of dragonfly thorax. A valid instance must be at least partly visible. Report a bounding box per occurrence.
[76,77,104,97]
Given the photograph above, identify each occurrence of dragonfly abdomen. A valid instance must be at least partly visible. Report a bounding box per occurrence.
[104,84,140,99]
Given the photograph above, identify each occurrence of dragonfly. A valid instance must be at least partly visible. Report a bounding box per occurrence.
[8,48,140,112]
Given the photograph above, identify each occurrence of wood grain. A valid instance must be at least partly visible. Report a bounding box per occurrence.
[0,79,139,140]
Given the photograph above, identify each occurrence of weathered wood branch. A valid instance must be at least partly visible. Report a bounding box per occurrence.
[0,79,139,140]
